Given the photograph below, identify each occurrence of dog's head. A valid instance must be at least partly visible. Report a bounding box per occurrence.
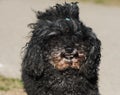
[43,29,93,71]
[22,3,101,77]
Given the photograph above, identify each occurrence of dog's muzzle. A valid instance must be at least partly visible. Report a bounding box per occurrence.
[50,49,86,71]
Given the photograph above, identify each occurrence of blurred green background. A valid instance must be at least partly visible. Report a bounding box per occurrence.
[73,0,120,5]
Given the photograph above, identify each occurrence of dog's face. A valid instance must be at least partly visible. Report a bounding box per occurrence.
[43,33,92,71]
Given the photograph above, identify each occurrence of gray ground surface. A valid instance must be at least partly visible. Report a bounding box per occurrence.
[0,0,120,95]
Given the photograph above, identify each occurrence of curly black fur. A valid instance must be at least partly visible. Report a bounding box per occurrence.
[22,2,101,95]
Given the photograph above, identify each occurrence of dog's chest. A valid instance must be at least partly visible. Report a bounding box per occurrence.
[40,75,90,95]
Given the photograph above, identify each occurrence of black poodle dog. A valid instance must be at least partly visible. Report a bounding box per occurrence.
[22,2,101,95]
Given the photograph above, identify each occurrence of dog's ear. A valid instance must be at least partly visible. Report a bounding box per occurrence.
[22,44,44,78]
[84,38,101,84]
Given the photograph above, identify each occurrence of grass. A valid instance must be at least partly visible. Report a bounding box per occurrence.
[71,0,120,6]
[0,75,23,91]
[80,0,105,4]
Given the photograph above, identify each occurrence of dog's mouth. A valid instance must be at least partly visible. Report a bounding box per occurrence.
[50,49,86,71]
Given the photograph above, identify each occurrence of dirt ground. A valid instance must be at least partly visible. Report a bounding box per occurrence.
[0,89,26,95]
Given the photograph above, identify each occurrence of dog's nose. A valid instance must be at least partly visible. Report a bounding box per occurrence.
[65,47,74,53]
